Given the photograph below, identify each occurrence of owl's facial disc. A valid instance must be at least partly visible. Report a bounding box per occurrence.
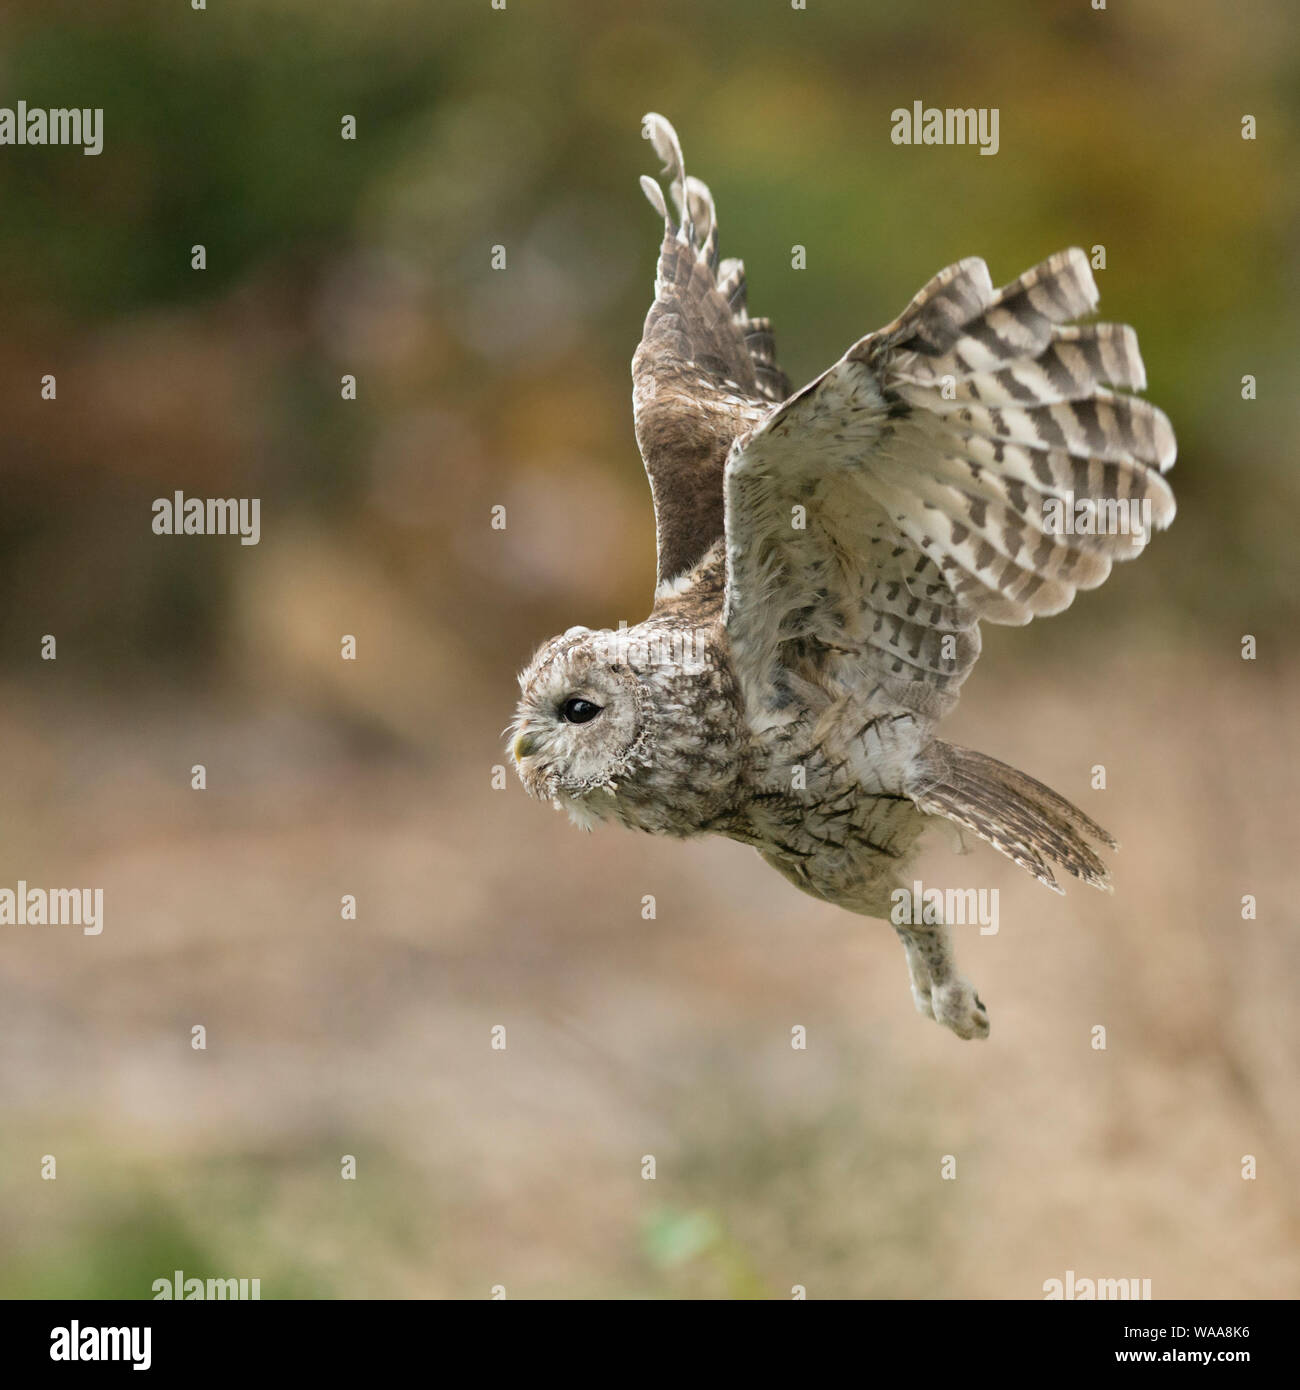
[510,629,653,817]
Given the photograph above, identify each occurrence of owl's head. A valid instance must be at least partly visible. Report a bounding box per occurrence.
[509,625,655,825]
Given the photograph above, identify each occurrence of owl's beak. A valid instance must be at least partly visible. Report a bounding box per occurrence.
[513,731,538,763]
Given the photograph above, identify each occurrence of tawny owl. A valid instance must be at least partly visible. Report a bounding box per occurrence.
[510,115,1175,1039]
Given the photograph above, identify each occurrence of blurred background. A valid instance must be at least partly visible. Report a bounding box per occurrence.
[1,0,1297,1298]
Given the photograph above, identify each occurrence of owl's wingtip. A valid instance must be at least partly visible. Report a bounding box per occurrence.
[640,112,679,163]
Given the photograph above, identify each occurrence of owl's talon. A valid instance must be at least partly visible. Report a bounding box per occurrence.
[932,978,990,1040]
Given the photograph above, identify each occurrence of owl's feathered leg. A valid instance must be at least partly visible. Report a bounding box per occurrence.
[758,836,989,1038]
[894,922,990,1040]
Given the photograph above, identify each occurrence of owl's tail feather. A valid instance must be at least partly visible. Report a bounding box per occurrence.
[911,741,1116,894]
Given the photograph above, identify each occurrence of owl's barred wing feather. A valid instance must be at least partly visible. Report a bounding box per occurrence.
[723,249,1177,721]
[633,114,791,593]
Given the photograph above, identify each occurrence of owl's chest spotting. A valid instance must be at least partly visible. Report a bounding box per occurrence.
[724,704,935,866]
[605,657,935,860]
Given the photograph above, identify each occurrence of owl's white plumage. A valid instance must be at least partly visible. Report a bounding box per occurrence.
[511,116,1174,1040]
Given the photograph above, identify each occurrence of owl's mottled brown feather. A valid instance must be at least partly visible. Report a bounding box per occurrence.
[633,114,790,591]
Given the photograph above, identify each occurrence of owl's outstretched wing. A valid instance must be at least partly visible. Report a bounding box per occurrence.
[632,114,791,595]
[722,250,1176,721]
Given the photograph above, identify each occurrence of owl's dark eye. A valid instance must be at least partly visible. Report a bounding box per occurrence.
[561,697,602,725]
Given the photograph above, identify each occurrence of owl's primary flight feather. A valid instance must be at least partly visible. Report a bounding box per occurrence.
[512,114,1175,1039]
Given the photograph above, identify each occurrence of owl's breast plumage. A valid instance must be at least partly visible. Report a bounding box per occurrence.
[728,701,936,912]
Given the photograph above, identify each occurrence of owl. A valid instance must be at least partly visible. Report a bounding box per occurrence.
[511,115,1175,1039]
